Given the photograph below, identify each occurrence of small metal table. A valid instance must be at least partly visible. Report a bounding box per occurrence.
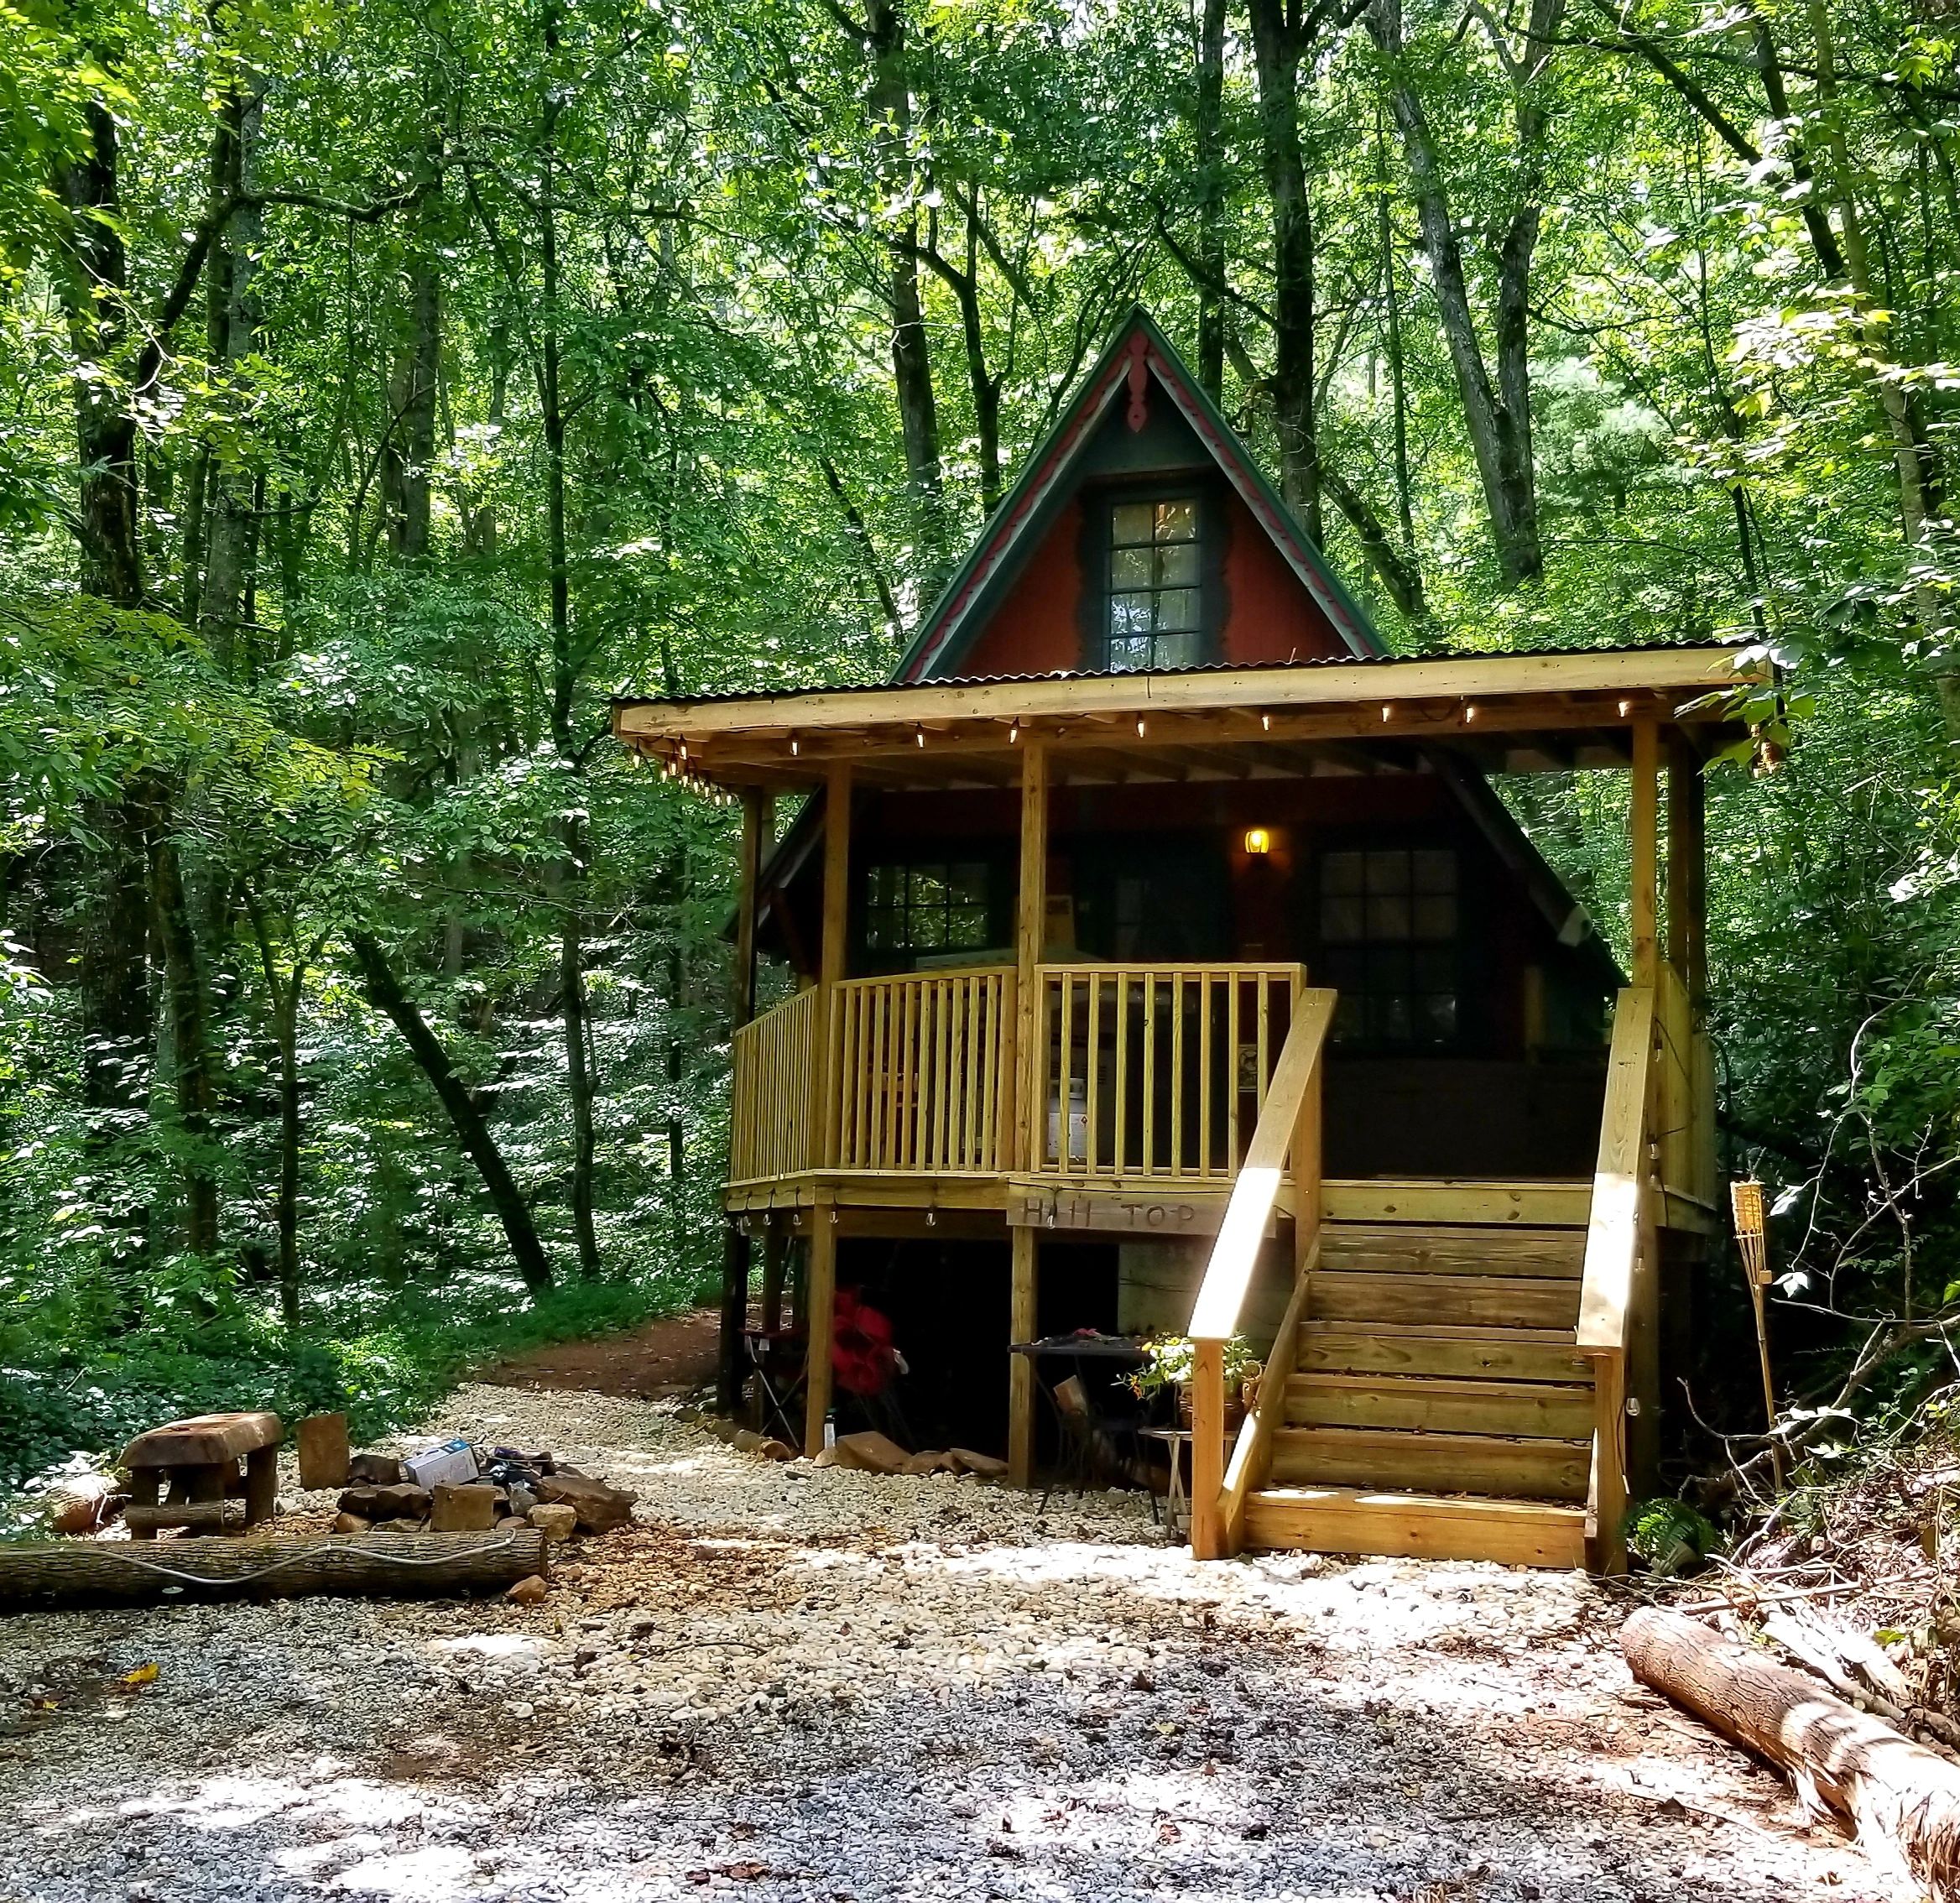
[1008,1334,1148,1504]
[1140,1426,1194,1537]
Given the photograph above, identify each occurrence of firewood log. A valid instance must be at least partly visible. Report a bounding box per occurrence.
[1624,1607,1960,1900]
[123,1500,246,1535]
[0,1529,546,1607]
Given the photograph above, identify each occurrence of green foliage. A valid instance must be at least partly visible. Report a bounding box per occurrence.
[1628,1497,1723,1577]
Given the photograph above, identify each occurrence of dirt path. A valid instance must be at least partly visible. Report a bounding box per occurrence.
[477,1305,723,1400]
[0,1384,1897,1903]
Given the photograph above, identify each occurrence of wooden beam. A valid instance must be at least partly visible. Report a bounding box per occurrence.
[1629,717,1660,988]
[816,764,852,1169]
[1009,1226,1037,1488]
[734,790,770,1024]
[717,790,771,1414]
[802,1215,837,1457]
[1014,743,1049,1174]
[1667,733,1706,1003]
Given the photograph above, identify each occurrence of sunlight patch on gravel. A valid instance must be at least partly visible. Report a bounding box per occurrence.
[0,1379,1903,1903]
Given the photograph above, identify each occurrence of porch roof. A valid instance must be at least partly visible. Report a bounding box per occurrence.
[611,644,1768,791]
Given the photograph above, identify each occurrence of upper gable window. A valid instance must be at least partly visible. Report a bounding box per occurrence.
[1107,498,1203,670]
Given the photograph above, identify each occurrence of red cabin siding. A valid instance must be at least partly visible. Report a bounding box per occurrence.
[947,487,1348,679]
[1219,489,1348,665]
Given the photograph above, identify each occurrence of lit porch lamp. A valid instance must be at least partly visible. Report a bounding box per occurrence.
[1243,826,1272,857]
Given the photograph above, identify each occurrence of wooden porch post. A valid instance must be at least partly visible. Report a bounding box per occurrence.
[1008,741,1049,1487]
[1629,717,1660,988]
[717,790,773,1415]
[803,765,852,1457]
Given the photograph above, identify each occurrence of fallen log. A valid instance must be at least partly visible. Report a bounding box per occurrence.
[123,1500,246,1536]
[0,1528,546,1608]
[1624,1606,1960,1900]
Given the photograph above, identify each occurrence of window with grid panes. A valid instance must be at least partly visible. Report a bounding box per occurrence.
[1107,498,1202,670]
[1317,847,1460,1047]
[863,862,992,958]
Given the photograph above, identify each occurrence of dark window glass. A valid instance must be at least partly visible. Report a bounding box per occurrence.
[863,862,993,959]
[1108,498,1203,671]
[1318,847,1459,1048]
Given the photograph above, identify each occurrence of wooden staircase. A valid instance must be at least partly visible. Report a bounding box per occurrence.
[1243,1210,1595,1568]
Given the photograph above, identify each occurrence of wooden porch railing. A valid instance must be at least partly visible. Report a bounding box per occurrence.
[729,985,821,1183]
[1575,983,1660,1575]
[828,967,1016,1174]
[1186,988,1337,1559]
[1032,964,1306,1179]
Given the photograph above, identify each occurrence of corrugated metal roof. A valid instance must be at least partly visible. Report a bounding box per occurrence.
[611,639,1747,712]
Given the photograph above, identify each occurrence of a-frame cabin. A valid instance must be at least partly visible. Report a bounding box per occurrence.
[614,310,1761,1572]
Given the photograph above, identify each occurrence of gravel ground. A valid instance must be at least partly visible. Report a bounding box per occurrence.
[0,1384,1898,1903]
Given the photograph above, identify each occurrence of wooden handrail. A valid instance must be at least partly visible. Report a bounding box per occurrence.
[1574,984,1658,1574]
[1217,1228,1320,1554]
[1186,988,1336,1560]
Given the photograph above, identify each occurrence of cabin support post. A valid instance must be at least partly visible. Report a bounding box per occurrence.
[1009,1227,1037,1488]
[717,790,774,1414]
[1008,742,1049,1485]
[1668,734,1717,1204]
[1629,716,1660,988]
[802,767,852,1457]
[803,1208,837,1457]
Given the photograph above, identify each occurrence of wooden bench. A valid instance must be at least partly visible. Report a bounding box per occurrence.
[121,1412,283,1537]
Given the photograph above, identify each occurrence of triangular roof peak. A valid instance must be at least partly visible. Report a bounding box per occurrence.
[895,306,1384,681]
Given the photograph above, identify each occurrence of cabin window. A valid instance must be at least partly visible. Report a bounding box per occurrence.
[1318,847,1459,1047]
[863,861,993,957]
[1107,498,1203,670]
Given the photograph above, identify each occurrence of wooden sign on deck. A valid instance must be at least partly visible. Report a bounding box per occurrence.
[1008,1184,1269,1238]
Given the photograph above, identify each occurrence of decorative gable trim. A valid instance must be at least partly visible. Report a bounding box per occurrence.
[895,308,1383,682]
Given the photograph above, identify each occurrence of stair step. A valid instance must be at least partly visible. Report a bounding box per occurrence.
[1285,1372,1595,1438]
[1300,1321,1592,1384]
[1244,1485,1587,1568]
[1322,1179,1592,1228]
[1320,1223,1584,1279]
[1270,1425,1591,1502]
[1310,1271,1581,1332]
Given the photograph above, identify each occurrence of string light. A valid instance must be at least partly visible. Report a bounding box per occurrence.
[1464,704,1479,723]
[1380,704,1394,723]
[1009,721,1020,744]
[915,726,926,748]
[1135,717,1147,738]
[1260,712,1272,732]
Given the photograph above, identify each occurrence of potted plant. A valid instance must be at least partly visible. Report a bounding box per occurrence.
[1129,1333,1263,1430]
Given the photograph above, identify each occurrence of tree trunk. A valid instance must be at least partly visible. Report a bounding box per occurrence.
[200,79,266,674]
[1624,1608,1960,1899]
[53,99,144,607]
[274,967,303,1327]
[383,201,443,560]
[538,0,602,1282]
[1245,0,1322,545]
[865,0,946,571]
[1194,0,1229,401]
[1369,0,1543,585]
[350,934,555,1296]
[150,837,221,1254]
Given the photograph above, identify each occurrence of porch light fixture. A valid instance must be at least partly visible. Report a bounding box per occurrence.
[1243,826,1272,856]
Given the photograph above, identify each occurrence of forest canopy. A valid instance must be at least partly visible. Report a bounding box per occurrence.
[2,0,1956,1491]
